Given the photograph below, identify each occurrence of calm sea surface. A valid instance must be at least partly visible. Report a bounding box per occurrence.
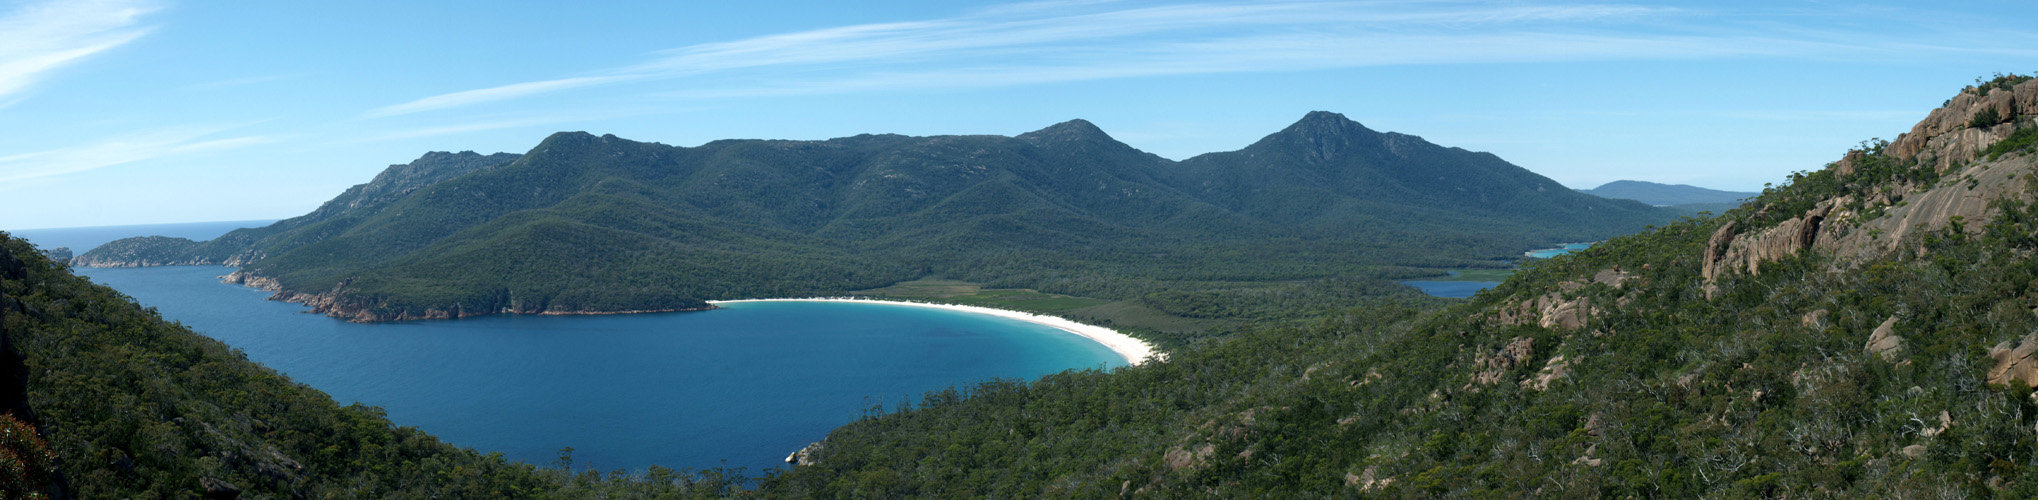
[75,265,1122,474]
[6,220,277,253]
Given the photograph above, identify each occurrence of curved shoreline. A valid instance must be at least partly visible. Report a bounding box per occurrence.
[707,298,1161,366]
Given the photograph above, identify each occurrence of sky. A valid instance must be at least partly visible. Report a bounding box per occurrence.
[2,0,2036,230]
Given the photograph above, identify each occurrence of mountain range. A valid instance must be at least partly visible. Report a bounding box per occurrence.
[78,112,1672,324]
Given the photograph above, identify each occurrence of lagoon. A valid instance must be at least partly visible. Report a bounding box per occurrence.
[1525,242,1594,259]
[75,265,1122,474]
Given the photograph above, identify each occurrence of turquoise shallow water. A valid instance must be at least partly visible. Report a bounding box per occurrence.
[1525,242,1595,259]
[74,266,1122,474]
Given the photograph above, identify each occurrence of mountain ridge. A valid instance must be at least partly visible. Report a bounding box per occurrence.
[78,111,1674,326]
[1581,180,1758,206]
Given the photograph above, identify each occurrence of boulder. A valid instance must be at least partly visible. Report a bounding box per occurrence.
[1864,317,1905,361]
[1986,334,2038,387]
[1521,354,1572,391]
[1347,465,1393,491]
[1802,309,1829,329]
[1470,337,1536,385]
[201,477,240,499]
[1902,444,1928,459]
[1702,221,1739,282]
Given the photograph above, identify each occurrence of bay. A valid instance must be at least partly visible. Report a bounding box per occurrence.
[76,265,1122,474]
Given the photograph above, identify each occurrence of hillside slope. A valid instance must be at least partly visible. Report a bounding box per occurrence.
[753,75,2038,497]
[79,113,1671,326]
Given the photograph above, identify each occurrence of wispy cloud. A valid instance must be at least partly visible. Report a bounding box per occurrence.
[366,75,631,118]
[368,1,1676,116]
[350,106,692,143]
[0,125,276,184]
[356,113,611,142]
[367,0,2014,117]
[0,0,157,104]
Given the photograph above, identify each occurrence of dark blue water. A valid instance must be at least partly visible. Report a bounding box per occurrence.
[6,219,276,253]
[75,266,1121,474]
[1398,280,1500,298]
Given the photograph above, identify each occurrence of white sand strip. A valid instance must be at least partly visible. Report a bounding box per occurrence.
[706,298,1161,366]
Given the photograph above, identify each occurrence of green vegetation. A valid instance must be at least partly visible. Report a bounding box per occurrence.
[1972,106,2002,128]
[1985,124,2038,161]
[78,113,1672,336]
[852,279,1110,313]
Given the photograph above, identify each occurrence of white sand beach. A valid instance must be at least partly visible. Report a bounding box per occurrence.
[706,298,1161,366]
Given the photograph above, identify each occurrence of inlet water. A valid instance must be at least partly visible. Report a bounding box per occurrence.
[75,266,1122,474]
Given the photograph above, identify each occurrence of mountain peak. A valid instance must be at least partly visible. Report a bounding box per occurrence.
[1241,111,1382,162]
[1282,111,1375,138]
[1017,118,1113,144]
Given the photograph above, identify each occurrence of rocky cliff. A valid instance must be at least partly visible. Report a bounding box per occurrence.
[219,270,714,323]
[1702,76,2038,287]
[1880,76,2038,172]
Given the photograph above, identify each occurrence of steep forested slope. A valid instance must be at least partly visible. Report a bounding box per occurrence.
[752,75,2038,497]
[78,113,1669,325]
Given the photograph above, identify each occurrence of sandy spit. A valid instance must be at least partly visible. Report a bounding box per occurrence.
[706,298,1161,366]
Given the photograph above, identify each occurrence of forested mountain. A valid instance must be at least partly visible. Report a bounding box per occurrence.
[746,75,2038,497]
[77,112,1670,325]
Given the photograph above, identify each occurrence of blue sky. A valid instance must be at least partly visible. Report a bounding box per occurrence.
[2,0,2035,229]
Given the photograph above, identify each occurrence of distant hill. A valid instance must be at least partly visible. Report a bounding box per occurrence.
[79,112,1674,325]
[1580,180,1757,206]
